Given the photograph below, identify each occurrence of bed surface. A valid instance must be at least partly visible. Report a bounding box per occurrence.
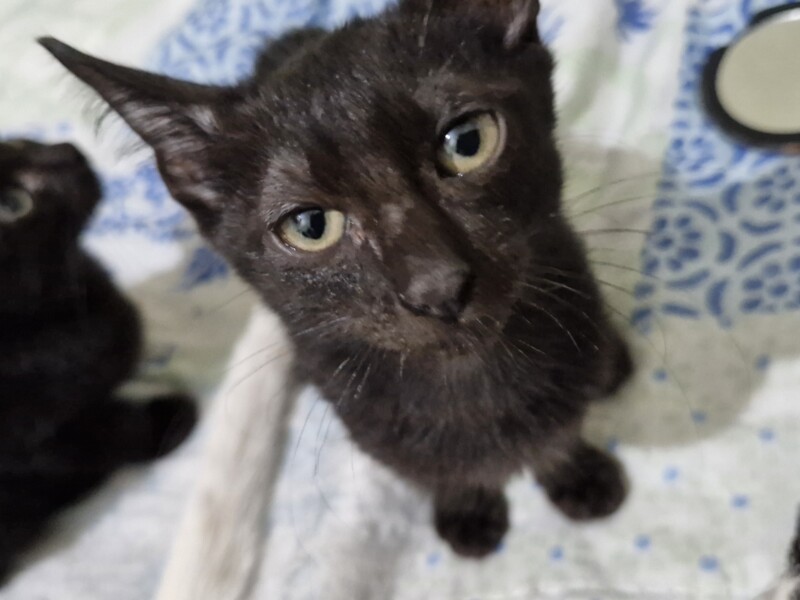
[2,1,800,598]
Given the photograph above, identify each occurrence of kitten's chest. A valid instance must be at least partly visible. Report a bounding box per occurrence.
[306,349,584,486]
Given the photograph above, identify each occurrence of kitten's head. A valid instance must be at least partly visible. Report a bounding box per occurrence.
[40,0,601,358]
[0,140,101,251]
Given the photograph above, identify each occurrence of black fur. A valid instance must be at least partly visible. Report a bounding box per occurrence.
[0,140,196,582]
[41,0,632,557]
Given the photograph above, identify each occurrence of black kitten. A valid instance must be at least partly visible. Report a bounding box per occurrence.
[41,0,632,558]
[0,140,196,581]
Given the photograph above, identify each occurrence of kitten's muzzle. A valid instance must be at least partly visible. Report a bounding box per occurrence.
[397,261,474,323]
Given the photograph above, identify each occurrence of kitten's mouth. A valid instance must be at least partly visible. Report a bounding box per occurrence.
[441,328,503,359]
[383,305,507,356]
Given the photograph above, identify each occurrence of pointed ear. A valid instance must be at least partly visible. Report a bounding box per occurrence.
[401,0,541,49]
[39,37,242,226]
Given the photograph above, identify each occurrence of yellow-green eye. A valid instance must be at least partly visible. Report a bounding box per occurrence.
[438,112,502,175]
[279,208,346,252]
[0,187,34,223]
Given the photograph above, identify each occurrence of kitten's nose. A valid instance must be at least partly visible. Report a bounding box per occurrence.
[398,260,473,323]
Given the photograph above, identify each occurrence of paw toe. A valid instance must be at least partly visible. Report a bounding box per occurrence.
[435,491,509,558]
[545,447,627,521]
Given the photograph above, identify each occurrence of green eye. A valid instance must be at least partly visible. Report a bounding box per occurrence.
[0,187,34,223]
[438,112,502,175]
[279,208,346,252]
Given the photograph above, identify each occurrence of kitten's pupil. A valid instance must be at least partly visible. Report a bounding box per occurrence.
[294,209,326,240]
[455,127,481,157]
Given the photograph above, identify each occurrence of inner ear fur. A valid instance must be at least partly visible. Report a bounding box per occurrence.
[39,37,243,220]
[400,0,541,48]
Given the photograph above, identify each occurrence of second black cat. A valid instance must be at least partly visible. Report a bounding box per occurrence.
[0,140,196,582]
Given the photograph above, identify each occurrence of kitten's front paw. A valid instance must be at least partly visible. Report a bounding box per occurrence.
[542,446,627,521]
[434,489,508,558]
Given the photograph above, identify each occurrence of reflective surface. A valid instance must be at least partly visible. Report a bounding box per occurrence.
[713,7,800,137]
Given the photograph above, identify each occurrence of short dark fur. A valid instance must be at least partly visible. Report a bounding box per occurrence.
[0,140,196,581]
[41,0,633,557]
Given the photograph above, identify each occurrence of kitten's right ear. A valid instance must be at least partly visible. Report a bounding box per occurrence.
[39,37,241,225]
[401,0,541,49]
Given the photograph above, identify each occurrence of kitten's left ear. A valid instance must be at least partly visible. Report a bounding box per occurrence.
[39,37,241,226]
[402,0,541,49]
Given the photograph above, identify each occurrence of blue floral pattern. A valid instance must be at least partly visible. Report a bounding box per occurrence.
[154,0,392,84]
[181,246,231,289]
[538,5,565,46]
[5,0,796,594]
[93,162,196,242]
[634,0,799,332]
[614,0,657,40]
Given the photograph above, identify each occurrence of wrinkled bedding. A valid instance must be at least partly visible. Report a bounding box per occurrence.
[2,1,800,598]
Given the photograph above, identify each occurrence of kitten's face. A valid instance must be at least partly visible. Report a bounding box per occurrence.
[218,21,566,352]
[0,140,100,249]
[42,0,600,357]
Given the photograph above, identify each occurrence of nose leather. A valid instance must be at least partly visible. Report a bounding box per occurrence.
[382,198,475,323]
[398,258,473,322]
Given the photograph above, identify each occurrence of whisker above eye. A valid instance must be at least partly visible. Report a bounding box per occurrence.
[194,286,253,318]
[566,193,658,220]
[589,260,663,281]
[595,278,637,299]
[562,171,661,208]
[576,227,651,237]
[587,246,643,255]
